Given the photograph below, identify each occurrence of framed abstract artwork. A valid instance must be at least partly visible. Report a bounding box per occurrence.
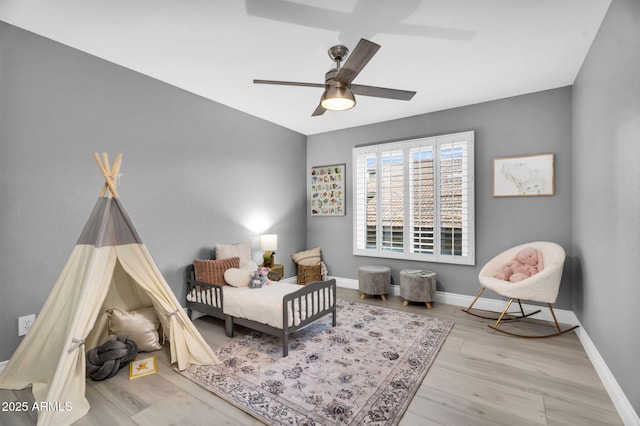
[310,164,345,216]
[493,153,555,197]
[129,355,157,380]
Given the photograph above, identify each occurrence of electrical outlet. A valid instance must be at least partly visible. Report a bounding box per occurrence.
[18,314,35,336]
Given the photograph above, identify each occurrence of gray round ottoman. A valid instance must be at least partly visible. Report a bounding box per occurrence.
[400,269,436,309]
[358,265,391,301]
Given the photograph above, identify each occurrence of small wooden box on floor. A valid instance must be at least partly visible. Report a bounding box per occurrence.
[358,265,391,301]
[400,269,436,309]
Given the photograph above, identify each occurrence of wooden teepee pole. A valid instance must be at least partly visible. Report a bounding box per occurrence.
[99,153,123,198]
[94,152,122,198]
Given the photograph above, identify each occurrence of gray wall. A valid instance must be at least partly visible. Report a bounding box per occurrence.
[307,87,573,306]
[3,3,639,416]
[0,23,307,361]
[572,0,640,415]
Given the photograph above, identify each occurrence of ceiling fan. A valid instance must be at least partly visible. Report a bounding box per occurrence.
[253,38,416,116]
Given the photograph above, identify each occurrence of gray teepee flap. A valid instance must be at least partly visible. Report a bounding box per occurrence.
[76,198,142,247]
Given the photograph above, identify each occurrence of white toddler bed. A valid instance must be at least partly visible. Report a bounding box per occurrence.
[186,264,336,356]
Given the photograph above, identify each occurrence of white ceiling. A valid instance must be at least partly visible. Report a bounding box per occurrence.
[0,0,611,135]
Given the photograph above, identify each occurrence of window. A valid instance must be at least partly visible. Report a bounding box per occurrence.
[353,131,474,265]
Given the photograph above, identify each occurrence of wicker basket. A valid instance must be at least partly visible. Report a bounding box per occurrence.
[297,264,322,285]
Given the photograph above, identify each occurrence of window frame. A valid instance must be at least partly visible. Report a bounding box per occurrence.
[352,131,475,265]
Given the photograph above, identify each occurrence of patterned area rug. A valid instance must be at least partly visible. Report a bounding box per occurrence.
[181,300,454,425]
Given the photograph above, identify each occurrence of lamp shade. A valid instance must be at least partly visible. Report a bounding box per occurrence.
[260,234,278,251]
[320,84,356,111]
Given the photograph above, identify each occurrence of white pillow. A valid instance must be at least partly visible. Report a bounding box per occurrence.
[215,241,252,268]
[224,265,257,288]
[243,260,259,272]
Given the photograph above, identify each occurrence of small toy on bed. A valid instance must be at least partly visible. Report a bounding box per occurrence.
[249,269,264,288]
[259,266,273,286]
[494,246,543,282]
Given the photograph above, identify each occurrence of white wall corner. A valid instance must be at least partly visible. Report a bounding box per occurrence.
[0,360,7,374]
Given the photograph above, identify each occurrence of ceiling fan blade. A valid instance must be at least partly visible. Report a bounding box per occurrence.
[311,104,326,116]
[351,84,416,101]
[335,38,380,84]
[254,79,325,89]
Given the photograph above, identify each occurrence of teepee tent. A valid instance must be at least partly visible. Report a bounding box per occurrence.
[0,153,219,426]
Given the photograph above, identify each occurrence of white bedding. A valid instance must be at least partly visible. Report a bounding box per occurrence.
[225,283,324,329]
[187,287,220,307]
[187,282,332,329]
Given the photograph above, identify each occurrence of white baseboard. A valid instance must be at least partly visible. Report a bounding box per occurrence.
[575,326,640,426]
[333,276,576,324]
[332,276,358,289]
[332,276,638,426]
[435,289,580,325]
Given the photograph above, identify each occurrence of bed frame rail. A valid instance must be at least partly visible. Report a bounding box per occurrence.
[281,279,337,355]
[229,279,337,356]
[185,264,225,321]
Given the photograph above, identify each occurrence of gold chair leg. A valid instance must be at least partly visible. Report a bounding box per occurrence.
[549,303,562,333]
[489,302,579,338]
[547,304,579,336]
[463,291,540,322]
[516,299,526,317]
[490,298,515,331]
[461,288,485,316]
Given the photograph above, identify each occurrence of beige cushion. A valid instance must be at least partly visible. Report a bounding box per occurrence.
[224,267,253,288]
[215,241,252,268]
[107,306,161,352]
[292,247,322,266]
[193,257,240,285]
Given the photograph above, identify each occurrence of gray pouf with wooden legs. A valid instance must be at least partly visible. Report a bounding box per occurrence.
[400,269,437,309]
[358,265,391,301]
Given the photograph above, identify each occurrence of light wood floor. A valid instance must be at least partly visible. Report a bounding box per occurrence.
[0,288,622,425]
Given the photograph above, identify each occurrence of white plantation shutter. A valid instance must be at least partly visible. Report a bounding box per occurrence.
[409,144,435,255]
[354,149,377,252]
[437,136,473,262]
[380,149,404,252]
[353,131,474,265]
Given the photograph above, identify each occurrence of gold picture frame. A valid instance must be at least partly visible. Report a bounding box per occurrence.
[129,355,158,380]
[493,153,555,197]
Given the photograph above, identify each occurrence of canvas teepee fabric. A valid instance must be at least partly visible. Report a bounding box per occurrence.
[0,153,219,426]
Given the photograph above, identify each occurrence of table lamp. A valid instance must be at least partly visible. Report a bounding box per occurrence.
[260,234,278,267]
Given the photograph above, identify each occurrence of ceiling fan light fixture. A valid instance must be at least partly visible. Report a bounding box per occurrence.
[253,39,415,117]
[320,84,356,111]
